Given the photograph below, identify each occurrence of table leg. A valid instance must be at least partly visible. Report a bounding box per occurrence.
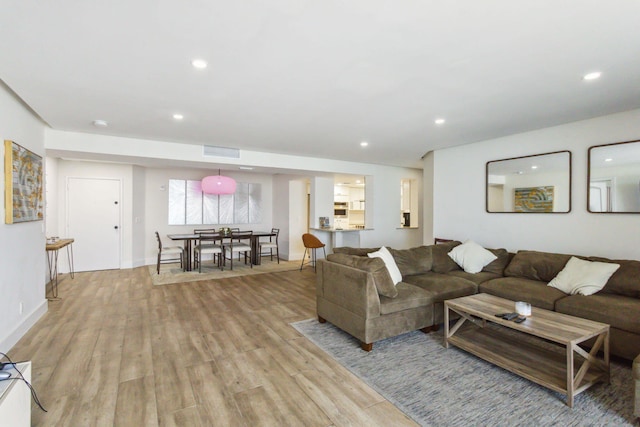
[566,345,575,408]
[444,303,450,348]
[183,239,192,271]
[66,243,75,279]
[251,236,261,265]
[46,249,61,300]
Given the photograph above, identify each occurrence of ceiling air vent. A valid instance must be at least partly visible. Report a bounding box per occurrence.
[203,145,240,158]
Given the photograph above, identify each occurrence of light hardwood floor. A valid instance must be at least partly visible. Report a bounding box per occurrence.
[9,267,418,426]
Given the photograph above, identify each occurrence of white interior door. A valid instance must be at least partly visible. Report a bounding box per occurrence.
[67,177,121,272]
[589,181,611,212]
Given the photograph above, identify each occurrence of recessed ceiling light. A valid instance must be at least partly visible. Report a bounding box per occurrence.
[434,118,446,125]
[191,59,208,69]
[605,158,613,162]
[173,113,184,120]
[360,141,369,147]
[583,71,601,81]
[531,165,538,169]
[92,119,108,127]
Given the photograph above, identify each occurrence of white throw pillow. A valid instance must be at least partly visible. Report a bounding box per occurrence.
[447,240,497,274]
[547,256,620,296]
[368,246,403,285]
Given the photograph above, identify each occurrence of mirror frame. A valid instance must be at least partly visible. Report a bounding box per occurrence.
[486,150,572,213]
[587,139,640,214]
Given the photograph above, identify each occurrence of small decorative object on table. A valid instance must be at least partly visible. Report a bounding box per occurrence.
[319,217,330,228]
[515,301,532,316]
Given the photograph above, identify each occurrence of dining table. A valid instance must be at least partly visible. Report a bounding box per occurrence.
[167,230,276,270]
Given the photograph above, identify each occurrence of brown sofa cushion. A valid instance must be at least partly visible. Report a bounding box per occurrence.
[388,246,433,277]
[332,247,380,256]
[379,282,434,315]
[403,271,477,302]
[504,250,572,282]
[431,240,462,273]
[326,253,398,298]
[555,294,640,335]
[479,277,567,310]
[588,257,640,298]
[483,248,511,275]
[447,270,503,286]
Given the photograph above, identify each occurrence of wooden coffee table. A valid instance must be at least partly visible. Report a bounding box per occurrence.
[444,293,610,407]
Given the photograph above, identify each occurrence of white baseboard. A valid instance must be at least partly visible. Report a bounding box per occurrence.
[0,299,48,353]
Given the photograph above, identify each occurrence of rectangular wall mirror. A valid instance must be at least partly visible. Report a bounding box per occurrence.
[588,139,640,213]
[486,151,571,213]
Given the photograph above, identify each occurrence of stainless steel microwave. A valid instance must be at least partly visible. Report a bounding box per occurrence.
[334,208,348,217]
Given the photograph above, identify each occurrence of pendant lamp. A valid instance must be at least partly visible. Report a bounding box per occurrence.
[201,170,236,195]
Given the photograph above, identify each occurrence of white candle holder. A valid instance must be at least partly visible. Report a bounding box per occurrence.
[515,301,532,316]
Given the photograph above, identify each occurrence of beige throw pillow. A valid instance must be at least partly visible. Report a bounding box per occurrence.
[547,256,620,296]
[368,246,403,285]
[447,240,497,274]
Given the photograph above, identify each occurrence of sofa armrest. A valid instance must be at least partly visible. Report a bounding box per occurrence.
[317,259,381,319]
[634,354,640,417]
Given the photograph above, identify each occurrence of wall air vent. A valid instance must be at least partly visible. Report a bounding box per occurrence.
[203,145,240,158]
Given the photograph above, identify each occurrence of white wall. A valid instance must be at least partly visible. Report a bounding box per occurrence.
[143,167,274,265]
[503,170,569,212]
[433,108,640,260]
[0,83,48,352]
[46,129,426,252]
[272,175,307,260]
[54,160,135,269]
[360,167,423,250]
[45,157,58,236]
[131,165,146,266]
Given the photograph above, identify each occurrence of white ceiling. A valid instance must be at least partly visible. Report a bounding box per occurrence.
[2,1,640,169]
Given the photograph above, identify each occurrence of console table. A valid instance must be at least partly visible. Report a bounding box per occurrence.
[45,238,75,300]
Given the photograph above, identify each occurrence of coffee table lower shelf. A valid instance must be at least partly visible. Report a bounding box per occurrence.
[447,325,607,405]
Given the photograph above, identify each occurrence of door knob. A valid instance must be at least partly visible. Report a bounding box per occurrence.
[114,226,119,229]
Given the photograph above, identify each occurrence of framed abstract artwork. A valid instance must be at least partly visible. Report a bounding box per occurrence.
[4,140,44,223]
[514,186,554,213]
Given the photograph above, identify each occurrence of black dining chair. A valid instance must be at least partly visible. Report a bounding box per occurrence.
[223,231,252,270]
[193,228,217,268]
[155,231,185,274]
[194,232,223,272]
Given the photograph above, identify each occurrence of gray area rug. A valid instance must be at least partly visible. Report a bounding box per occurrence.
[292,319,636,426]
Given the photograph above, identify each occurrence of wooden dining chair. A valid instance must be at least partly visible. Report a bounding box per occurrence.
[155,231,184,274]
[300,233,326,272]
[194,228,216,234]
[223,231,252,270]
[194,232,223,272]
[259,228,280,263]
[193,228,218,268]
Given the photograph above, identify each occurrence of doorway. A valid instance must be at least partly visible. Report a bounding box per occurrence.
[67,177,121,272]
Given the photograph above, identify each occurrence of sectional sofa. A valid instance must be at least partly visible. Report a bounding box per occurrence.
[315,241,640,360]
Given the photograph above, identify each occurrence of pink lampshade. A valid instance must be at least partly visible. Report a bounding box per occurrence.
[201,175,237,195]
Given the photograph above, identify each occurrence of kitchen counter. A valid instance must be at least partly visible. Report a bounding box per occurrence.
[310,227,371,232]
[309,227,371,252]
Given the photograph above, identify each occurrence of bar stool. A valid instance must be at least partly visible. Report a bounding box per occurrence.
[300,233,326,272]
